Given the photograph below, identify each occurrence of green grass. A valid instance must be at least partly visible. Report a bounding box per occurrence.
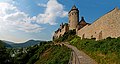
[35,45,71,64]
[53,30,120,64]
[69,36,120,64]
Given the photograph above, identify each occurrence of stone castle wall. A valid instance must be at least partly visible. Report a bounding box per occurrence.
[77,8,120,40]
[53,24,69,38]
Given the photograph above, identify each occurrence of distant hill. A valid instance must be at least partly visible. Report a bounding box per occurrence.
[1,40,12,48]
[3,40,44,48]
[3,40,15,44]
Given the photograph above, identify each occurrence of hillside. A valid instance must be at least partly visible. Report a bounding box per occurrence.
[0,40,71,64]
[35,45,71,64]
[0,40,12,64]
[54,30,120,64]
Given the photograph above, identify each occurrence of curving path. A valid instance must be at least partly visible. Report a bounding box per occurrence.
[62,42,98,64]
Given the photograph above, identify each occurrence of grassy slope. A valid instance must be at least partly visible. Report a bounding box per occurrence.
[35,45,71,64]
[69,36,120,64]
[54,30,120,64]
[4,41,71,64]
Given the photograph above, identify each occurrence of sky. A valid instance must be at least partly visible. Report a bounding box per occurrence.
[0,0,120,43]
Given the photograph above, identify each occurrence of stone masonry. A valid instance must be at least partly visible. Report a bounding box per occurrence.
[77,7,120,40]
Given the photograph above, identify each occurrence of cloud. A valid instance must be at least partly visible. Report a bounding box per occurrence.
[16,21,44,32]
[38,3,47,7]
[36,0,68,25]
[0,0,67,33]
[0,2,44,33]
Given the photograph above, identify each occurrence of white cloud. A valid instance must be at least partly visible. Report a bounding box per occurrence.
[36,0,68,25]
[5,12,28,22]
[38,3,47,7]
[0,3,17,17]
[0,2,44,33]
[0,0,67,33]
[16,22,44,32]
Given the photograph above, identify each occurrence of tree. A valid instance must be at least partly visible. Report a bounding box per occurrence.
[0,40,13,64]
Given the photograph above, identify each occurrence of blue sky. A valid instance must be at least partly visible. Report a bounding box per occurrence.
[0,0,120,43]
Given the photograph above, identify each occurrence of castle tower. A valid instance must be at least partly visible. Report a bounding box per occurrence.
[68,5,79,30]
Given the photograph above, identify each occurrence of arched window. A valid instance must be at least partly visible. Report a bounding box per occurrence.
[91,35,93,38]
[72,13,73,15]
[99,31,102,40]
[82,34,85,39]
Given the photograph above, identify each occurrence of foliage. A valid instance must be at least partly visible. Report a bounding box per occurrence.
[54,30,120,64]
[0,37,71,64]
[13,41,51,64]
[35,45,71,64]
[69,36,120,64]
[2,40,71,64]
[0,40,13,64]
[27,43,51,64]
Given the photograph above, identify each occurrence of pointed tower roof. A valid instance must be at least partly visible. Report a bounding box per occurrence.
[69,5,79,13]
[72,5,77,9]
[79,17,87,25]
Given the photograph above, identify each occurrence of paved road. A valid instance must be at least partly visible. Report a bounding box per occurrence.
[62,42,98,64]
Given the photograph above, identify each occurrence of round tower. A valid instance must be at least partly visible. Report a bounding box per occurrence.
[68,5,79,30]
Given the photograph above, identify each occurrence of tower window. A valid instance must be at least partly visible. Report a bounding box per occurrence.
[72,13,73,15]
[75,12,77,15]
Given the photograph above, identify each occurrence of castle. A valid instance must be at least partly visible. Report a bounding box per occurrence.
[53,5,120,40]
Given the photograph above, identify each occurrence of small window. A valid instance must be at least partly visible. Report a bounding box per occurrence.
[82,34,85,39]
[91,35,93,38]
[72,13,73,15]
[99,31,102,40]
[75,12,77,15]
